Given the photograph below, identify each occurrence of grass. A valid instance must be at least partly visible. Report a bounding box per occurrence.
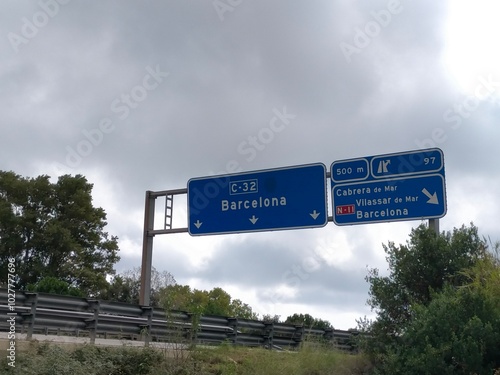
[0,340,372,375]
[187,342,372,375]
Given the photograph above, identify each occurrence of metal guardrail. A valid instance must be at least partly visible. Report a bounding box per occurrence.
[0,289,361,351]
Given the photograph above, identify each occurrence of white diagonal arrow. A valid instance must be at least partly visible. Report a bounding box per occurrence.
[194,220,203,228]
[310,210,320,220]
[249,215,259,225]
[422,188,439,204]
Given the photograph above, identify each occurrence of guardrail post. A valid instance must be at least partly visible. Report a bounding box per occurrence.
[187,312,199,345]
[323,328,333,347]
[294,325,304,349]
[348,330,360,353]
[22,292,38,339]
[227,318,238,345]
[140,306,153,347]
[264,322,274,349]
[86,300,100,344]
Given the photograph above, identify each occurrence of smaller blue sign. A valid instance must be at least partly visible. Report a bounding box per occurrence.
[331,148,447,225]
[331,158,369,183]
[188,164,328,235]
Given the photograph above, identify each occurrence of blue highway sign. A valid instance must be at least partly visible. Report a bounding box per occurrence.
[188,163,328,235]
[331,148,447,225]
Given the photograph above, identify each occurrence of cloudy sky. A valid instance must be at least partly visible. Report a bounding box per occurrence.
[2,0,500,329]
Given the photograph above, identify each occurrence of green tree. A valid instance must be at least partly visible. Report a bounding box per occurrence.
[365,223,484,338]
[161,284,193,311]
[27,276,83,297]
[0,171,119,295]
[362,223,497,373]
[285,313,333,330]
[229,298,259,320]
[101,266,176,306]
[160,284,258,319]
[99,274,137,303]
[205,287,231,316]
[380,250,500,374]
[261,314,281,323]
[190,288,210,316]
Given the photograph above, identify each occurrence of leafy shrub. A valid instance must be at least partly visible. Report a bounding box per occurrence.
[362,225,500,375]
[0,342,165,375]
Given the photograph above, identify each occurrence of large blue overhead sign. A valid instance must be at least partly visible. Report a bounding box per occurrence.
[188,163,328,235]
[331,148,447,225]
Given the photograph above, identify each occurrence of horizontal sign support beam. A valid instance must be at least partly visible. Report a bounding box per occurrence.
[149,188,187,198]
[149,228,189,236]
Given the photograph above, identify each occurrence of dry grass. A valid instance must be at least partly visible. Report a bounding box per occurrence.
[1,339,372,375]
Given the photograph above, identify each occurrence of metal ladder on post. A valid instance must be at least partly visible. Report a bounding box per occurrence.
[164,194,173,230]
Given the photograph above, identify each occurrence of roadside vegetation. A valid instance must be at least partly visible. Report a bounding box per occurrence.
[0,340,370,375]
[358,224,500,374]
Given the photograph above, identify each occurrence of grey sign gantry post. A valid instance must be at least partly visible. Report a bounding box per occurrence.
[139,188,188,306]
